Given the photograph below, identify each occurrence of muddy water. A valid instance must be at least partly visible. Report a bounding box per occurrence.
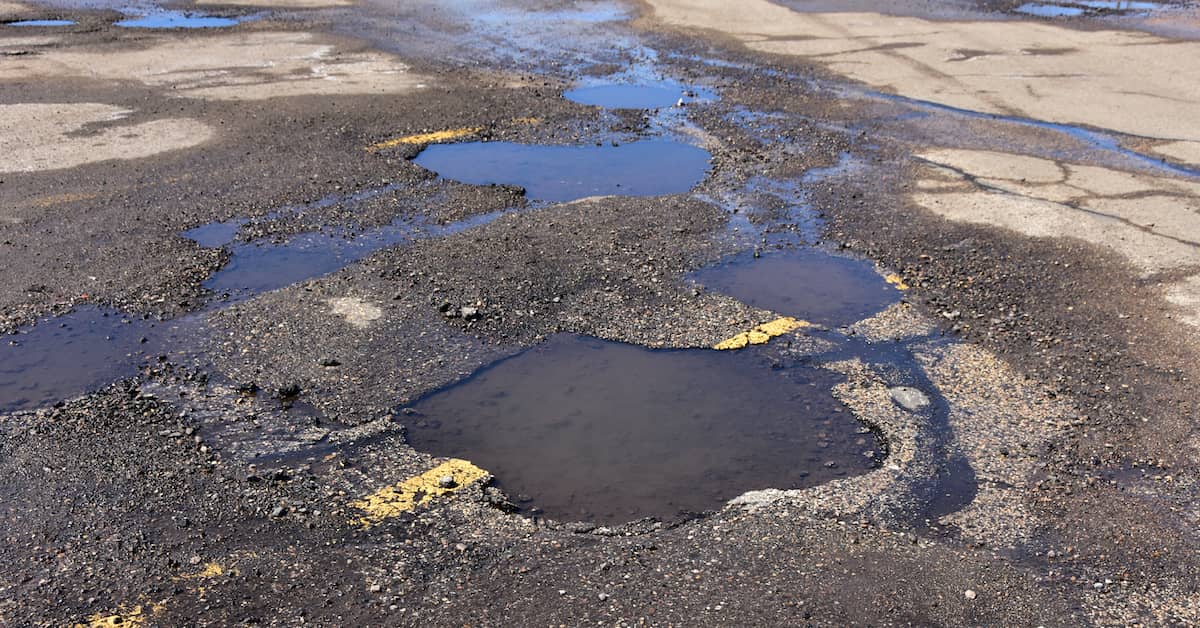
[413,140,711,202]
[403,334,879,524]
[690,250,899,327]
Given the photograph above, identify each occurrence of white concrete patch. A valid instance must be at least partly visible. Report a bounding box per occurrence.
[0,31,427,101]
[911,149,1200,277]
[328,297,383,329]
[1153,140,1200,167]
[1166,275,1200,329]
[0,103,212,173]
[645,0,1200,141]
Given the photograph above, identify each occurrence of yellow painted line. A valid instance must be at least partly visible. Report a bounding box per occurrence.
[366,127,483,151]
[884,273,910,291]
[713,316,810,350]
[350,459,490,528]
[176,562,226,580]
[76,603,164,628]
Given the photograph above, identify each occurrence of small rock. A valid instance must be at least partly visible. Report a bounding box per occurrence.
[189,555,202,565]
[369,584,382,593]
[438,475,457,489]
[278,383,301,398]
[1093,582,1105,591]
[318,357,341,367]
[459,306,482,321]
[598,593,610,601]
[964,589,977,600]
[270,505,287,518]
[889,386,931,412]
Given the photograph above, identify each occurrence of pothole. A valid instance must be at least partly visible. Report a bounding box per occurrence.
[564,83,711,109]
[6,19,75,26]
[412,140,711,202]
[0,306,196,413]
[1016,1,1162,17]
[192,210,503,300]
[402,334,881,524]
[115,10,254,29]
[689,249,901,328]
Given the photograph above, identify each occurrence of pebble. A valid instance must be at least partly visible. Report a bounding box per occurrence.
[964,589,977,600]
[438,475,457,489]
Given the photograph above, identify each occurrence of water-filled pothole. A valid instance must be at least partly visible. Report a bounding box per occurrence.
[115,11,250,28]
[0,306,186,413]
[564,83,712,110]
[193,211,503,299]
[7,19,75,26]
[412,140,711,202]
[1015,1,1161,17]
[690,250,900,328]
[403,334,880,524]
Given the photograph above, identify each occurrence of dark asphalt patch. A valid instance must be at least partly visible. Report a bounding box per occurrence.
[402,333,879,524]
[412,140,711,202]
[689,249,900,328]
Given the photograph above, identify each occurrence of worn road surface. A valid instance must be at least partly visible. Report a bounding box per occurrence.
[3,0,1200,625]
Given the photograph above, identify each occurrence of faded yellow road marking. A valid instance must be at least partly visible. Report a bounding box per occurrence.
[76,603,164,628]
[176,562,225,580]
[350,459,489,527]
[367,127,482,151]
[884,273,910,291]
[713,316,810,350]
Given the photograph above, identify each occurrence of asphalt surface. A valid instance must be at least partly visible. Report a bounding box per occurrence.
[3,0,1200,625]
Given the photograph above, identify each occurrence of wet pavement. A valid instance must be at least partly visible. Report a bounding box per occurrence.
[3,0,1200,624]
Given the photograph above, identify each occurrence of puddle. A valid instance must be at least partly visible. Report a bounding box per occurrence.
[1072,0,1161,9]
[6,19,76,26]
[182,218,246,249]
[403,334,878,524]
[0,306,180,413]
[1015,3,1086,16]
[1016,1,1162,17]
[413,140,711,203]
[197,211,503,299]
[564,83,712,110]
[690,249,899,328]
[115,11,249,28]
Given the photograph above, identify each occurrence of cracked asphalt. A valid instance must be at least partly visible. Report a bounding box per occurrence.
[4,0,1200,625]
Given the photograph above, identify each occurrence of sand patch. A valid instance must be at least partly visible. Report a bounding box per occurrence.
[644,0,1200,141]
[0,31,426,100]
[0,103,211,173]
